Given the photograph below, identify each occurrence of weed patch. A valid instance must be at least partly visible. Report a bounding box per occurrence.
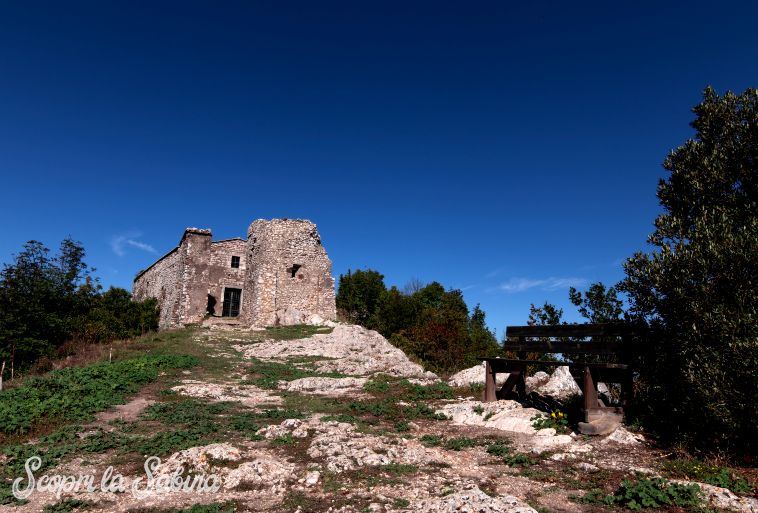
[0,354,198,435]
[578,477,704,510]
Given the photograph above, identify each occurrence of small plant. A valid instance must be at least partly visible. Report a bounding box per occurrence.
[504,453,533,468]
[272,433,295,445]
[472,405,484,415]
[43,499,95,513]
[580,477,703,510]
[443,437,479,451]
[380,463,418,474]
[420,434,442,447]
[662,458,754,494]
[393,498,410,508]
[486,440,512,458]
[394,421,410,432]
[531,410,569,433]
[483,411,495,421]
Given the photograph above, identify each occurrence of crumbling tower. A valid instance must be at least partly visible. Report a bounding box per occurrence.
[241,219,337,327]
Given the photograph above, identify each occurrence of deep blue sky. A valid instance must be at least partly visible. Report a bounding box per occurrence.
[1,1,756,335]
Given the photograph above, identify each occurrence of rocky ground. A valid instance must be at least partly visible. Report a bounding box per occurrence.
[3,324,756,513]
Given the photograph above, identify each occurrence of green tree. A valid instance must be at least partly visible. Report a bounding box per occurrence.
[527,302,563,326]
[619,87,758,457]
[568,282,624,323]
[0,239,97,367]
[335,269,387,325]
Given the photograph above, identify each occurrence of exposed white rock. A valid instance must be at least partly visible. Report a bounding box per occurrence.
[447,362,508,387]
[602,426,645,445]
[280,376,369,396]
[525,371,550,392]
[307,421,441,472]
[224,455,297,490]
[257,418,309,439]
[171,380,281,408]
[412,486,537,513]
[157,443,241,476]
[236,324,439,381]
[682,481,758,513]
[437,399,536,434]
[534,366,582,401]
[304,470,320,486]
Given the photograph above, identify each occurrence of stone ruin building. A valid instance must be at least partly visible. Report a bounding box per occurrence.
[132,219,337,329]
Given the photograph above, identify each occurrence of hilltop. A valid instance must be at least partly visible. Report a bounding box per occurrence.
[0,324,755,513]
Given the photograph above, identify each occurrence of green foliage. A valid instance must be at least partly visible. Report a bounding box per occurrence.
[485,440,512,458]
[0,353,197,434]
[43,499,95,513]
[569,283,624,323]
[531,411,569,433]
[582,477,703,510]
[662,458,754,494]
[0,239,160,370]
[76,287,159,343]
[619,87,758,456]
[379,463,418,474]
[263,324,333,340]
[503,453,533,467]
[336,269,387,325]
[338,273,502,373]
[245,357,347,389]
[528,302,563,326]
[442,437,479,451]
[419,434,442,446]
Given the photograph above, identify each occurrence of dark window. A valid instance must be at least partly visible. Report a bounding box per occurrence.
[231,256,240,268]
[288,264,302,278]
[222,288,242,317]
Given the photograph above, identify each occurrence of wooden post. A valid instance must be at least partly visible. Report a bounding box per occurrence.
[583,366,598,422]
[0,360,5,392]
[483,361,497,402]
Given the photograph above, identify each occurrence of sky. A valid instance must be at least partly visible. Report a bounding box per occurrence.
[1,1,756,336]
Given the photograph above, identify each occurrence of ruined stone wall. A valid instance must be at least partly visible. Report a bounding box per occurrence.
[241,219,337,327]
[134,219,337,329]
[207,239,247,317]
[175,229,213,326]
[133,248,182,329]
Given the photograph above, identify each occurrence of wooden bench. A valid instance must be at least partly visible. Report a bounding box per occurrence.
[482,323,641,423]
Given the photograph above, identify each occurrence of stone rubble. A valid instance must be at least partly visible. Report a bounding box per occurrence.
[307,421,444,472]
[411,485,537,513]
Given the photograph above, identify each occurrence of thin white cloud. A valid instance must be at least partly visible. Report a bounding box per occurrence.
[111,232,157,257]
[497,276,587,293]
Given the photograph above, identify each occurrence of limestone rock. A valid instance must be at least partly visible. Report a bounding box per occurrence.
[413,486,537,513]
[447,362,508,388]
[276,307,304,326]
[525,371,550,393]
[280,376,369,396]
[236,324,439,380]
[534,366,582,402]
[602,426,645,445]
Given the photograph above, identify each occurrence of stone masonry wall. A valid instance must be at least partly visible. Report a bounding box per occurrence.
[175,229,213,326]
[207,239,247,317]
[241,219,336,327]
[133,219,336,329]
[133,248,182,329]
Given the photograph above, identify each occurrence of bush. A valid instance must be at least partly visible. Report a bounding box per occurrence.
[620,87,758,457]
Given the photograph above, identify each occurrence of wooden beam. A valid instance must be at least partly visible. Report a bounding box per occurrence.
[506,323,643,338]
[583,366,599,423]
[483,361,497,402]
[504,340,626,355]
